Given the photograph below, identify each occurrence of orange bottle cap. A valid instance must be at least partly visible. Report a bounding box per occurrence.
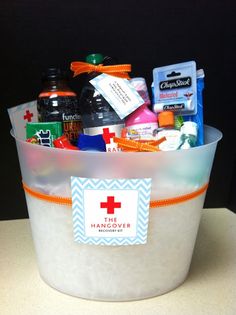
[158,111,174,128]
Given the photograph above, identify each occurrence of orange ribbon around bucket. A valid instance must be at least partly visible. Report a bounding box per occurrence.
[22,182,208,208]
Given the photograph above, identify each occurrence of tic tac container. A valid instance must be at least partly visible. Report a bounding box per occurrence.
[11,125,222,301]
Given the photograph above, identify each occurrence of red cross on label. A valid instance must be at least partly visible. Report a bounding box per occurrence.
[24,110,34,122]
[102,128,115,144]
[100,196,121,214]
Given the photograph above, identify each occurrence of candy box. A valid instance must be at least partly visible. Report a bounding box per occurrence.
[26,121,62,147]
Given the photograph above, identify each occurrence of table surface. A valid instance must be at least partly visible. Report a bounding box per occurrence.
[0,208,236,315]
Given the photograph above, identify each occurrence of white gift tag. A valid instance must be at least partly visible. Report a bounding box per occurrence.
[90,74,144,119]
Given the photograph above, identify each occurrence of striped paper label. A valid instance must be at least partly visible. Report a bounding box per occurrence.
[71,177,152,246]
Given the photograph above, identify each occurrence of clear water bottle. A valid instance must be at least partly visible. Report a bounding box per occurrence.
[78,53,124,137]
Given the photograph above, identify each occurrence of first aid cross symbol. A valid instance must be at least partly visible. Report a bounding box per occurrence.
[100,196,121,214]
[24,110,34,122]
[102,128,115,144]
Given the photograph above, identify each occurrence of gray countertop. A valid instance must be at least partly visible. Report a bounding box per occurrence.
[0,208,236,315]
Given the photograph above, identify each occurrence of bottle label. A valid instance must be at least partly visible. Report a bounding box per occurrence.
[39,91,76,98]
[83,124,124,152]
[157,130,182,151]
[126,122,158,140]
[89,73,144,119]
[63,120,82,144]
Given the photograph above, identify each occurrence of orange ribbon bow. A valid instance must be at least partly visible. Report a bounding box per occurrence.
[113,137,167,152]
[70,61,131,79]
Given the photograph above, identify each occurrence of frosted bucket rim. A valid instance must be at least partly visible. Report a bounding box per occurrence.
[10,124,222,155]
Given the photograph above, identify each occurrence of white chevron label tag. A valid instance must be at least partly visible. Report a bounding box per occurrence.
[71,177,152,246]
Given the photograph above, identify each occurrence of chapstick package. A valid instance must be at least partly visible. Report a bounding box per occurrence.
[152,61,197,116]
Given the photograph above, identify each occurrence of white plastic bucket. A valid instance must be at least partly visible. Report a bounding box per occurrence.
[12,125,222,301]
